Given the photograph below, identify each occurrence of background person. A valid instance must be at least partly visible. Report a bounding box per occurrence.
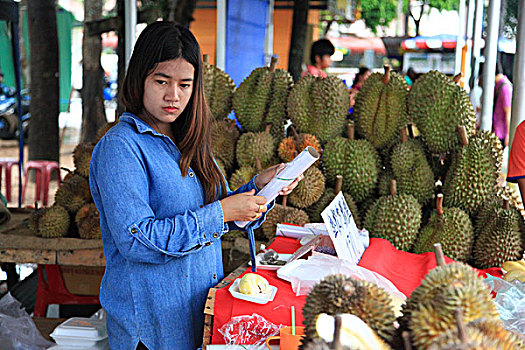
[493,60,513,147]
[301,38,335,78]
[89,21,302,350]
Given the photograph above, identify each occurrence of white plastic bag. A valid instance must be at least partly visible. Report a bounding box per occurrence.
[0,292,54,350]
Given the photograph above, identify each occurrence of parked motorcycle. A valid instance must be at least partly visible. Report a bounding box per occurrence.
[0,90,30,141]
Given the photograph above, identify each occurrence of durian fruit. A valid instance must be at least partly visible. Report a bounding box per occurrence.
[288,75,349,143]
[408,71,476,154]
[323,124,380,202]
[364,180,421,251]
[95,116,119,143]
[75,203,101,239]
[233,57,293,139]
[472,200,523,268]
[278,126,322,163]
[377,169,394,197]
[390,129,434,204]
[202,55,236,120]
[54,174,93,213]
[409,280,500,349]
[73,143,95,178]
[302,274,396,343]
[211,119,240,172]
[414,194,474,262]
[229,166,258,191]
[354,66,409,149]
[307,175,361,228]
[443,126,499,216]
[29,206,46,236]
[288,167,325,208]
[38,205,70,238]
[235,126,276,169]
[261,196,309,239]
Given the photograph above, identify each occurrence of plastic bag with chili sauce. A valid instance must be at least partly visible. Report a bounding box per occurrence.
[218,313,283,348]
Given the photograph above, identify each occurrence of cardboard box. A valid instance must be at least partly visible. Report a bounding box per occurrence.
[60,266,105,296]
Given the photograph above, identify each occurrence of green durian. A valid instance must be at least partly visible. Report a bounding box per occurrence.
[38,205,70,238]
[261,199,309,239]
[288,167,325,209]
[54,174,93,213]
[354,66,409,149]
[203,59,236,120]
[73,143,95,178]
[211,119,240,172]
[235,129,276,169]
[75,203,101,239]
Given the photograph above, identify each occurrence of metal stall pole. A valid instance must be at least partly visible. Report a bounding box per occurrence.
[216,0,227,70]
[479,0,501,131]
[264,0,275,66]
[124,0,136,71]
[469,0,484,90]
[454,0,466,75]
[508,0,525,147]
[461,0,476,88]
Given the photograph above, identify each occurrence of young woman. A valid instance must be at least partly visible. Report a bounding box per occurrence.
[89,21,301,350]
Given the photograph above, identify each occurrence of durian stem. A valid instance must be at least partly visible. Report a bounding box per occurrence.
[503,199,510,210]
[383,65,391,84]
[282,195,288,207]
[265,123,272,133]
[34,201,39,211]
[390,180,397,196]
[453,73,462,84]
[457,125,469,146]
[228,119,237,131]
[203,54,209,63]
[289,125,301,144]
[269,56,278,72]
[333,315,343,350]
[407,123,415,139]
[454,308,468,344]
[335,175,343,194]
[254,157,262,171]
[434,243,446,267]
[402,331,413,350]
[347,123,355,140]
[400,127,408,143]
[436,194,444,216]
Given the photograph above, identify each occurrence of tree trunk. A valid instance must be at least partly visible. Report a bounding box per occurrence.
[27,0,59,162]
[81,0,107,143]
[288,0,310,82]
[173,0,197,27]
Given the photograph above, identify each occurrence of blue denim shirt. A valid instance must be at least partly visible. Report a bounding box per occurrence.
[89,113,270,349]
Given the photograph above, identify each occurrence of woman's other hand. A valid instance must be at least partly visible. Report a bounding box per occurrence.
[220,190,268,222]
[254,163,304,196]
[279,173,304,196]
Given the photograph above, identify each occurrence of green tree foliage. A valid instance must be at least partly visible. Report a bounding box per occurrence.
[358,0,397,34]
[503,0,519,38]
[404,0,458,36]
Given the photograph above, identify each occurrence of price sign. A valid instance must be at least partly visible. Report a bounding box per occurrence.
[320,192,361,264]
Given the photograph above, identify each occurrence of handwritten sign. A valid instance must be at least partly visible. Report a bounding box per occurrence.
[320,192,361,264]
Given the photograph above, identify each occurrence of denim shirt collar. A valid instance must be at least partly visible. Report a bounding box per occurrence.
[120,112,167,138]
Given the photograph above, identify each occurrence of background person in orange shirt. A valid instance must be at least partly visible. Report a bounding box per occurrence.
[507,120,525,203]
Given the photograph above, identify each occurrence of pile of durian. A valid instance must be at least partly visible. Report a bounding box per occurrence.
[29,139,105,239]
[299,259,524,349]
[209,58,525,269]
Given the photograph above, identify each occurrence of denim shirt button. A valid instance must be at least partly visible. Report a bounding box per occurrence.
[131,228,137,234]
[205,242,211,246]
[213,232,219,238]
[189,171,194,177]
[213,274,217,279]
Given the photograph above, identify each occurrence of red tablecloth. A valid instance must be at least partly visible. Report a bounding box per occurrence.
[211,237,503,344]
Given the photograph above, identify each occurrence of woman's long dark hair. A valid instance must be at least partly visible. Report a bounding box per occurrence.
[121,21,226,204]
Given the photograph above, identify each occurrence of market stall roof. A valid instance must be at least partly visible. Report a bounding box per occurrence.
[327,36,387,55]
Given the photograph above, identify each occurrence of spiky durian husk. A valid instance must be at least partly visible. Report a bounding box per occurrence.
[288,167,325,208]
[29,207,46,236]
[261,204,309,239]
[54,174,93,213]
[228,166,257,191]
[73,143,95,178]
[307,188,361,228]
[323,137,380,202]
[474,129,504,173]
[408,71,476,154]
[302,275,396,343]
[203,62,236,120]
[75,203,101,239]
[377,169,394,197]
[278,134,322,163]
[354,71,408,149]
[211,119,240,172]
[472,209,523,268]
[409,282,500,349]
[413,207,474,262]
[364,194,421,251]
[235,131,276,168]
[468,319,525,349]
[399,263,491,332]
[390,140,434,204]
[95,120,118,143]
[288,75,349,143]
[443,133,499,216]
[233,67,292,138]
[38,205,70,238]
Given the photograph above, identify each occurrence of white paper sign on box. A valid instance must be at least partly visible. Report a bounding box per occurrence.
[320,191,362,265]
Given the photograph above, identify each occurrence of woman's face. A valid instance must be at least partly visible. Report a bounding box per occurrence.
[142,58,194,133]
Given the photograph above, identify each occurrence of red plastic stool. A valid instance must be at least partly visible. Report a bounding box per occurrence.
[0,158,19,202]
[33,265,101,317]
[21,160,61,206]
